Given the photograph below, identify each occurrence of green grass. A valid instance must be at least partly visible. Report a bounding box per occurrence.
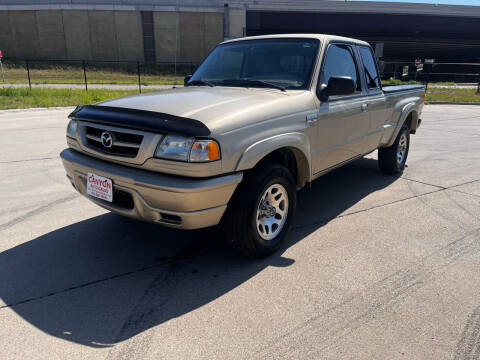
[382,79,462,86]
[382,79,422,85]
[0,87,149,109]
[1,86,479,110]
[427,87,480,103]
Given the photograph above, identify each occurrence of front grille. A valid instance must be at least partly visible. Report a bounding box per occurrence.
[85,126,143,157]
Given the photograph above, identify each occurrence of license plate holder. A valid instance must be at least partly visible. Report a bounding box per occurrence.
[86,172,113,203]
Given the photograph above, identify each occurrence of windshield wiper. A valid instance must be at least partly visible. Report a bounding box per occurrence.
[222,79,286,92]
[185,79,215,87]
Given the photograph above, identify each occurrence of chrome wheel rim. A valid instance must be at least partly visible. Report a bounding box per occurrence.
[397,133,408,165]
[256,184,289,241]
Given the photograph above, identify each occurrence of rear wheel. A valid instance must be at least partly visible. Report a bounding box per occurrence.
[222,163,296,258]
[378,123,410,174]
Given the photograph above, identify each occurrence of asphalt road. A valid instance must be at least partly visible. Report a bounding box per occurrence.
[0,105,479,360]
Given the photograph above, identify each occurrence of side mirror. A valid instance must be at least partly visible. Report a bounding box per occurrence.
[184,75,192,86]
[319,76,356,101]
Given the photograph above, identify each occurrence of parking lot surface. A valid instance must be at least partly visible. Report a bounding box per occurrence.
[0,105,479,359]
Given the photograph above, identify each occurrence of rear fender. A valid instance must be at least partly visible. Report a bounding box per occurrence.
[384,103,419,147]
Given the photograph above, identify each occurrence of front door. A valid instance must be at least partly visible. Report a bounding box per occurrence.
[312,43,370,174]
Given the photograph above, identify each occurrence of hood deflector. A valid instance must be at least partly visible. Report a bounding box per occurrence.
[69,105,211,137]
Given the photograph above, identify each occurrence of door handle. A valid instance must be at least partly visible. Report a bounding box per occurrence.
[361,103,368,112]
[306,113,318,125]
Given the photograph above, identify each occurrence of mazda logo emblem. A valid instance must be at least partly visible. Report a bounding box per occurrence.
[101,131,113,148]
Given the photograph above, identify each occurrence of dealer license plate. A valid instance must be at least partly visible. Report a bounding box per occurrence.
[87,172,113,202]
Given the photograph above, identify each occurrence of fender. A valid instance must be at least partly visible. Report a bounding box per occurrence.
[235,132,312,187]
[383,102,419,147]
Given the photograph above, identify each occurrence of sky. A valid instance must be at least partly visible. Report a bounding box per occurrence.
[350,0,480,5]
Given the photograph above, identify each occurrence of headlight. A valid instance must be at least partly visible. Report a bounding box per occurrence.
[155,136,221,162]
[189,140,220,162]
[66,120,77,138]
[155,135,194,161]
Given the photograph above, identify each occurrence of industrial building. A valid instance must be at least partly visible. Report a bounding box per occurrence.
[1,0,480,63]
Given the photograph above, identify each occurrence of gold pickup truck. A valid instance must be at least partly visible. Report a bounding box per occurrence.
[61,34,424,258]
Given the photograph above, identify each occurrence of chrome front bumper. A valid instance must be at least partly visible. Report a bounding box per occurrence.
[60,148,242,229]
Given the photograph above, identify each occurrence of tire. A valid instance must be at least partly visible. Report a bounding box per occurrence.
[378,123,410,174]
[221,163,296,258]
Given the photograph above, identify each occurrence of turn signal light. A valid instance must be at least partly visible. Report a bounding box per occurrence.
[189,140,221,162]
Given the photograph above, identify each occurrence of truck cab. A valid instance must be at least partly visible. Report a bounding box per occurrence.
[61,34,424,258]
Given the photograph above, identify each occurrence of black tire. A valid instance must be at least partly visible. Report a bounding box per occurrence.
[221,163,296,258]
[378,123,410,174]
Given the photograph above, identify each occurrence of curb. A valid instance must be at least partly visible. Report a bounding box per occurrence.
[427,102,480,106]
[0,106,76,113]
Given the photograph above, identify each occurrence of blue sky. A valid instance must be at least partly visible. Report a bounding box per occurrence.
[350,0,479,4]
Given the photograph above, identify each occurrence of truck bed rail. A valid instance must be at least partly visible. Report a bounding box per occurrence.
[382,84,425,94]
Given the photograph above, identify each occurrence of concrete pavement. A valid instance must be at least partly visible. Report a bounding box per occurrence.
[0,105,479,359]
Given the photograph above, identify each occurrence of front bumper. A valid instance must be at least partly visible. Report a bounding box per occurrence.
[60,148,242,229]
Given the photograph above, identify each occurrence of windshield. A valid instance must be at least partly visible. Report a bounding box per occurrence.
[189,38,320,90]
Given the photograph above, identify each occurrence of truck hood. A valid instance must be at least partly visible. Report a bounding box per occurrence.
[98,87,314,134]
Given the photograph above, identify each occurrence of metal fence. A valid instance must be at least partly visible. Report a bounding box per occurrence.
[0,58,200,92]
[380,61,480,89]
[0,58,479,93]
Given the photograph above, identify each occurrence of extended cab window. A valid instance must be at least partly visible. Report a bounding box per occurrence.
[359,47,380,89]
[321,44,361,94]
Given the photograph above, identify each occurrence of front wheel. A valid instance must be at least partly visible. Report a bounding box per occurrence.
[378,124,410,174]
[222,163,296,258]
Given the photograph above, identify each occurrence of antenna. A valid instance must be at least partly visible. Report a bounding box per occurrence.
[173,0,179,87]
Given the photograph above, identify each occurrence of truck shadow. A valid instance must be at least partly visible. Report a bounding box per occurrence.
[0,157,399,348]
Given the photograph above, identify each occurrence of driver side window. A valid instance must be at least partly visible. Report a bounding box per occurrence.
[321,44,362,94]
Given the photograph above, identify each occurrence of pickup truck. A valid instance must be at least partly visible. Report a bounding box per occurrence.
[61,34,424,258]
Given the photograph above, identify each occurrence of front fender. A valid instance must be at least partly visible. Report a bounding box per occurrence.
[235,132,312,186]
